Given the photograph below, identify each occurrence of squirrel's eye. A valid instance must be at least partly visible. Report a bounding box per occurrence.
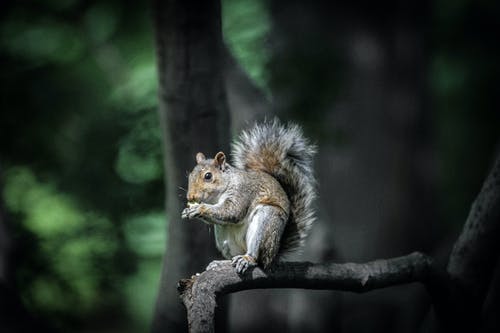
[204,172,212,181]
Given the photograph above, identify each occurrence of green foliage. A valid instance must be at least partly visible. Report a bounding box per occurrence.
[124,212,166,257]
[222,0,271,90]
[116,115,163,184]
[121,212,166,330]
[3,167,119,314]
[123,259,163,330]
[83,2,120,44]
[109,62,158,112]
[4,167,85,237]
[0,14,84,65]
[0,0,164,331]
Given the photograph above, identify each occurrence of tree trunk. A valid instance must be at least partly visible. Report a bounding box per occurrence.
[152,0,230,332]
[269,1,435,332]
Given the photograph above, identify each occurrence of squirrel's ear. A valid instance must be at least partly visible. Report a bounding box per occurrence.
[214,152,226,170]
[196,152,206,164]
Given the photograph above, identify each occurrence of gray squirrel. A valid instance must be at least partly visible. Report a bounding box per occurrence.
[181,120,317,274]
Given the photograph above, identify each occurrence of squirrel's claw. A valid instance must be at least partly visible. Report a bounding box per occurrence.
[231,254,257,274]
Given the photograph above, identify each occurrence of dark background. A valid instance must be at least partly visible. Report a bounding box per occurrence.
[1,0,499,332]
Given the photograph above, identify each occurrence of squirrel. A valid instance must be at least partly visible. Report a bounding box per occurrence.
[181,120,316,274]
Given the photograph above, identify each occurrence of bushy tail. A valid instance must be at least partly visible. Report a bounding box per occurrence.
[231,119,317,254]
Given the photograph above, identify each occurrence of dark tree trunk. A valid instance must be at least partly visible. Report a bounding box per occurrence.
[269,1,435,332]
[152,0,230,332]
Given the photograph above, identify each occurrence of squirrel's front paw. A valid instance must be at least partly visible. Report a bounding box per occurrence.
[181,204,201,219]
[231,254,257,274]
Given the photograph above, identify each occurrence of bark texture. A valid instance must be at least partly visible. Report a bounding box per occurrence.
[440,155,500,331]
[179,253,437,333]
[152,0,230,332]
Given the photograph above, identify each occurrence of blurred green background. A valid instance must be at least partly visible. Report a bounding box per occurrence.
[0,0,269,332]
[0,0,498,332]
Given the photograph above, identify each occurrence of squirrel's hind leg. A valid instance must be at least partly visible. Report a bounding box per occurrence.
[233,205,287,274]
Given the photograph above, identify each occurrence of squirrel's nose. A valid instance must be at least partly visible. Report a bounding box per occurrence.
[187,193,195,202]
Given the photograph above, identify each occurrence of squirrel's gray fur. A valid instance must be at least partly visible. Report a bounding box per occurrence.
[182,119,316,273]
[232,119,317,255]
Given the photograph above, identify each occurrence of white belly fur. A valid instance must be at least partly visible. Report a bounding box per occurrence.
[214,221,248,258]
[213,204,268,259]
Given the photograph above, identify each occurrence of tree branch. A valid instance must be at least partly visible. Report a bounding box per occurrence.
[178,252,437,333]
[440,153,500,330]
[447,154,500,299]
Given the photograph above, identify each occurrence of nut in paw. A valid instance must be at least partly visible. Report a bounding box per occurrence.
[181,204,201,219]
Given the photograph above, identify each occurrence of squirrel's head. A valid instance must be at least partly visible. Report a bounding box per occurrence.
[186,151,229,205]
